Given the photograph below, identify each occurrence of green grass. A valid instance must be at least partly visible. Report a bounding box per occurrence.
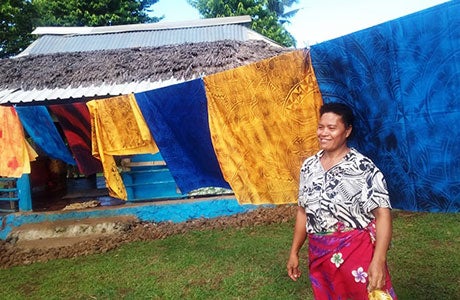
[0,211,459,300]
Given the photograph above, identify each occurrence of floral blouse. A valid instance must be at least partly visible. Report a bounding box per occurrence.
[298,148,392,234]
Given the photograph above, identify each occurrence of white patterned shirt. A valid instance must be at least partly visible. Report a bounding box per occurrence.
[298,148,392,234]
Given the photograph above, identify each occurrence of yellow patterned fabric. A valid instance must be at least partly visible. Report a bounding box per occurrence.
[0,106,37,177]
[369,290,394,300]
[87,94,158,200]
[204,50,323,204]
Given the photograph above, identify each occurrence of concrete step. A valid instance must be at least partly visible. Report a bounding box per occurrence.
[8,216,137,248]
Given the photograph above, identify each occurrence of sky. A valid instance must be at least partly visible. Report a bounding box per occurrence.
[153,0,450,47]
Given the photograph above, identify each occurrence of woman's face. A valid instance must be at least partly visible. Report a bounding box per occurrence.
[317,112,352,152]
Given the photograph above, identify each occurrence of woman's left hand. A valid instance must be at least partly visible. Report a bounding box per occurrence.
[368,207,392,291]
[367,258,386,291]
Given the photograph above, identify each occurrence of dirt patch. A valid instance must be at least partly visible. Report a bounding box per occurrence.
[0,204,297,269]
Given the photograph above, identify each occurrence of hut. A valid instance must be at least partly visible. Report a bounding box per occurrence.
[0,16,290,213]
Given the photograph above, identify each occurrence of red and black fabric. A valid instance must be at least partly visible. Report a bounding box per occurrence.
[49,103,102,176]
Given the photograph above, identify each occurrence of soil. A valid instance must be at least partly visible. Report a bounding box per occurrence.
[0,204,297,269]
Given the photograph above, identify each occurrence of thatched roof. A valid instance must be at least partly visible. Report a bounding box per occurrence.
[0,40,291,91]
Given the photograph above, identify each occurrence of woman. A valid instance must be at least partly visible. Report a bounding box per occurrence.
[287,103,397,299]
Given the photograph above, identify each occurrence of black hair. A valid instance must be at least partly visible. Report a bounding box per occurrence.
[319,102,354,128]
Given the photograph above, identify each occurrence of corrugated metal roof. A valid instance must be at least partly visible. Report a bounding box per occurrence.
[18,15,281,57]
[32,15,252,35]
[0,79,183,105]
[23,25,249,55]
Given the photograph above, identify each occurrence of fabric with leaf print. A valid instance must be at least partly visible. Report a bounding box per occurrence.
[298,148,391,234]
[205,50,322,204]
[310,1,460,212]
[87,94,159,200]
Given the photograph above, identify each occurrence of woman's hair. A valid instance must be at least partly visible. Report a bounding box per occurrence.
[319,102,354,128]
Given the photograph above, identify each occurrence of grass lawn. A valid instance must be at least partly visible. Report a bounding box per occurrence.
[0,210,458,299]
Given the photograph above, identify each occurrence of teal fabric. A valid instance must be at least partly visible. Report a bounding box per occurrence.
[16,105,75,165]
[310,1,460,212]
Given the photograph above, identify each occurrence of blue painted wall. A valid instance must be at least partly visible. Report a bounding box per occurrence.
[0,197,262,240]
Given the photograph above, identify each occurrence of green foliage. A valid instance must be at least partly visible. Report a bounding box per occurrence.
[0,0,162,58]
[33,0,161,27]
[0,0,37,58]
[0,211,458,299]
[188,0,298,47]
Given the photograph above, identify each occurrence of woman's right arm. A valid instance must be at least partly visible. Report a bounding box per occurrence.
[287,206,308,281]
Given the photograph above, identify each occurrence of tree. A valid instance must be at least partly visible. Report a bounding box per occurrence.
[33,0,162,27]
[0,0,37,58]
[187,0,299,47]
[267,0,300,26]
[0,0,162,58]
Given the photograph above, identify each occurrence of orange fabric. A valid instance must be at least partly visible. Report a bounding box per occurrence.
[87,94,158,200]
[0,106,37,177]
[204,50,323,204]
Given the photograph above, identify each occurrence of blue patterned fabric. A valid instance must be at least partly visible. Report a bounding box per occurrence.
[135,79,231,193]
[16,106,75,165]
[310,1,460,212]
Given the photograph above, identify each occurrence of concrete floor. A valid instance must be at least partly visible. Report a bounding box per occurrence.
[0,194,260,241]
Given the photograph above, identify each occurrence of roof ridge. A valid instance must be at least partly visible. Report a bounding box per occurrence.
[32,15,252,36]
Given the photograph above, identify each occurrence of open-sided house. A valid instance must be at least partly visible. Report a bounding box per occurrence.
[0,15,290,213]
[1,0,458,225]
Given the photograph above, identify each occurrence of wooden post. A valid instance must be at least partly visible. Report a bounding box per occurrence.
[17,174,32,211]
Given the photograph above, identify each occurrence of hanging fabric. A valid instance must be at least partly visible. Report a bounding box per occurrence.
[310,1,460,212]
[135,78,231,193]
[0,106,38,177]
[204,50,323,204]
[87,94,159,200]
[49,103,103,176]
[16,105,75,165]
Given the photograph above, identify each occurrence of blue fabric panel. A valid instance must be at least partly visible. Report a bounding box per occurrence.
[135,79,231,193]
[310,1,460,212]
[16,106,76,165]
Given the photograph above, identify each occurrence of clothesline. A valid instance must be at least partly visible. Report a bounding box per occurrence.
[1,1,458,211]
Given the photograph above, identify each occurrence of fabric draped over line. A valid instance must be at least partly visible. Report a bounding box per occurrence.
[204,50,323,204]
[0,106,38,177]
[310,0,460,212]
[49,103,103,176]
[135,79,231,193]
[87,94,159,200]
[15,106,75,166]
